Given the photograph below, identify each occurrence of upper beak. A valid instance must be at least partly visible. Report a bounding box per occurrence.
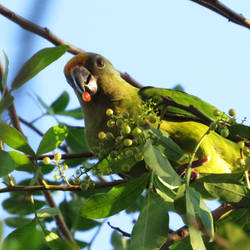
[64,53,98,95]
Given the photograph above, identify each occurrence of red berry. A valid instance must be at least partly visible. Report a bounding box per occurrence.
[82,91,91,102]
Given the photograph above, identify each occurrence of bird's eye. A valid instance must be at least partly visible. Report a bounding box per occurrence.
[96,57,105,68]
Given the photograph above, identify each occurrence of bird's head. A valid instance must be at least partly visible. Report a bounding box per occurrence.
[64,52,121,104]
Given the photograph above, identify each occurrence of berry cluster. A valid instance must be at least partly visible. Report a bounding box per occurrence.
[43,153,69,184]
[95,101,159,174]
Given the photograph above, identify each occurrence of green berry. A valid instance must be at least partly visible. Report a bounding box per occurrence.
[106,108,114,116]
[107,119,116,128]
[237,141,245,149]
[122,125,131,134]
[63,163,68,170]
[228,108,236,117]
[54,174,60,180]
[122,112,129,119]
[89,181,96,189]
[237,158,245,166]
[123,138,133,147]
[135,152,144,162]
[75,169,81,175]
[74,177,81,184]
[54,153,62,162]
[148,115,157,123]
[80,182,89,190]
[84,176,91,182]
[98,131,106,140]
[209,122,217,131]
[213,109,221,116]
[121,164,131,172]
[106,132,115,140]
[43,157,51,165]
[125,149,134,157]
[116,119,123,127]
[132,127,142,136]
[102,168,112,175]
[220,127,229,137]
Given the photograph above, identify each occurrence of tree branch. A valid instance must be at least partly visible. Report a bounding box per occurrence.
[0,179,127,193]
[0,4,83,55]
[0,4,143,88]
[189,0,250,30]
[33,151,94,160]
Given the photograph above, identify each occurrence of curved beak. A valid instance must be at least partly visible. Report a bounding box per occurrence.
[64,53,98,95]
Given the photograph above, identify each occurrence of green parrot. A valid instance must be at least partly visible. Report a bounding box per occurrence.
[64,52,243,174]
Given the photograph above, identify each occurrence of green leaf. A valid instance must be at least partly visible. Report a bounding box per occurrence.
[3,193,45,215]
[186,187,214,236]
[101,153,137,174]
[229,123,250,140]
[2,220,46,250]
[36,94,51,113]
[111,231,128,250]
[60,200,100,231]
[44,231,81,250]
[145,126,184,162]
[57,107,83,119]
[215,208,250,234]
[37,124,68,155]
[204,183,250,206]
[185,186,207,250]
[129,192,169,250]
[170,237,192,250]
[66,127,90,153]
[36,208,60,218]
[142,139,182,187]
[1,50,9,91]
[11,45,69,90]
[0,150,16,176]
[191,173,243,199]
[80,173,149,219]
[153,175,176,210]
[0,121,34,155]
[0,92,14,114]
[50,91,69,113]
[8,151,34,172]
[211,222,250,250]
[4,217,32,228]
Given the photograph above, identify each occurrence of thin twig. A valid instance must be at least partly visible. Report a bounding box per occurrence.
[160,203,235,249]
[107,222,131,237]
[0,179,128,193]
[19,116,44,136]
[189,0,250,30]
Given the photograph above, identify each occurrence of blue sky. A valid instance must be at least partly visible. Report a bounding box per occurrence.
[1,1,250,249]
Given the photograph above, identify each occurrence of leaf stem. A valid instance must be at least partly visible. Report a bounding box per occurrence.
[185,128,211,186]
[244,170,250,189]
